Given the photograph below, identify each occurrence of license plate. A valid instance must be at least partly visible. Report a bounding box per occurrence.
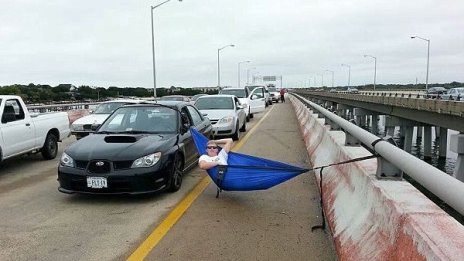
[87,177,107,189]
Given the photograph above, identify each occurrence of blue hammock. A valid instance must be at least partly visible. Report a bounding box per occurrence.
[190,128,309,191]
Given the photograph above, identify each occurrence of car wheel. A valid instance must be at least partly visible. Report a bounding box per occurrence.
[240,121,246,132]
[41,133,58,160]
[167,153,184,192]
[250,113,254,119]
[232,122,240,141]
[246,114,250,122]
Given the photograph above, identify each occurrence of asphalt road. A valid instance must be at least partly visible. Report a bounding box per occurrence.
[0,100,336,261]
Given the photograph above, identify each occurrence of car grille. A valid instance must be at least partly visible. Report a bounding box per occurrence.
[210,120,219,125]
[75,160,89,169]
[113,161,133,170]
[75,160,133,171]
[83,124,93,131]
[88,160,111,173]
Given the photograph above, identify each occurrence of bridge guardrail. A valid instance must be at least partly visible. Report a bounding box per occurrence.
[293,93,464,216]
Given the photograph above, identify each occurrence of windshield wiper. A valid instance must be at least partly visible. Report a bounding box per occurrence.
[117,130,153,134]
[96,131,115,134]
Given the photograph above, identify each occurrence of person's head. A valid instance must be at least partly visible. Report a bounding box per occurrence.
[206,140,219,156]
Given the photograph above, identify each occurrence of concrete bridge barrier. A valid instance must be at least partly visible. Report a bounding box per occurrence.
[67,109,91,124]
[290,95,464,260]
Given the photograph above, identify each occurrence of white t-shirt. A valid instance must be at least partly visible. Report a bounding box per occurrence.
[198,149,229,165]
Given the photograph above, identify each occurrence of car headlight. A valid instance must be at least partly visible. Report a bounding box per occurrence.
[218,116,234,124]
[72,124,84,131]
[131,152,161,168]
[60,152,75,167]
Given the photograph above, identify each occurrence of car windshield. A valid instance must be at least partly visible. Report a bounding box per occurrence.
[220,89,246,98]
[98,106,178,134]
[456,88,464,93]
[195,97,234,110]
[268,87,277,92]
[93,102,132,114]
[159,96,184,101]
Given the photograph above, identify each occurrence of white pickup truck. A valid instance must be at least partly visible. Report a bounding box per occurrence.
[0,95,70,162]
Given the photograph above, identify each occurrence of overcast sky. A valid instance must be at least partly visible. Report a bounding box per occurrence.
[1,0,463,89]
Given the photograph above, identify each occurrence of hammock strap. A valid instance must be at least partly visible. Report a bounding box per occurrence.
[215,165,228,198]
[311,153,379,232]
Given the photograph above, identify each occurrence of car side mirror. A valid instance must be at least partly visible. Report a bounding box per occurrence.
[251,95,258,100]
[91,124,100,131]
[181,123,190,134]
[236,105,243,110]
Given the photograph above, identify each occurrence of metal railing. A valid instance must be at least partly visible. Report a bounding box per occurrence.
[292,93,464,216]
[27,102,100,113]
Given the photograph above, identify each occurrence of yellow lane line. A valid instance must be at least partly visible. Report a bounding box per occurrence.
[127,106,274,261]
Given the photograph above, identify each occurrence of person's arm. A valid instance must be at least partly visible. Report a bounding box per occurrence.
[213,138,234,153]
[199,159,219,170]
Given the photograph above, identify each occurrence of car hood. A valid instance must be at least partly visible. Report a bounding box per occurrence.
[65,133,178,161]
[72,114,110,125]
[199,109,235,121]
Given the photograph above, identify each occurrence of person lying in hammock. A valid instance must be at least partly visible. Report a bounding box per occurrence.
[198,138,234,170]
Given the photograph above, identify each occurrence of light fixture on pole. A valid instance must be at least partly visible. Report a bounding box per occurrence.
[151,0,183,98]
[217,44,235,88]
[363,55,377,90]
[238,60,250,88]
[341,63,351,88]
[411,36,430,91]
[325,70,334,87]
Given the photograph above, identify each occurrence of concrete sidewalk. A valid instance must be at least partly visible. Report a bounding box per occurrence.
[146,102,337,260]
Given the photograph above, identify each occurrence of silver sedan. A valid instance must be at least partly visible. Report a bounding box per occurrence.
[194,94,247,141]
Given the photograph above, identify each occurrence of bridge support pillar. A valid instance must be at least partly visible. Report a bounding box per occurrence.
[336,104,351,119]
[450,133,464,181]
[416,126,423,139]
[424,126,432,159]
[353,108,375,127]
[439,127,448,158]
[403,126,414,153]
[386,127,395,137]
[371,114,379,134]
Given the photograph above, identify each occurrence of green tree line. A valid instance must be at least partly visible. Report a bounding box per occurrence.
[0,83,218,104]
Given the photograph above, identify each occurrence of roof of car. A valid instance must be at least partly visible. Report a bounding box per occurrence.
[123,100,190,110]
[196,94,235,99]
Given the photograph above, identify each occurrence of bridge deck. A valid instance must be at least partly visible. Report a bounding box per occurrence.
[144,101,337,260]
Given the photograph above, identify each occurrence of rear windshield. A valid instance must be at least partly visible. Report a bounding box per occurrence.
[220,89,246,98]
[268,87,277,92]
[94,102,130,114]
[195,97,234,110]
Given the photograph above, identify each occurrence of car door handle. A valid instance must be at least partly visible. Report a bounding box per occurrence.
[26,123,31,126]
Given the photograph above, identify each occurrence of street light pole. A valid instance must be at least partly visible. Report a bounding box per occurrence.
[246,67,256,85]
[411,36,430,91]
[325,70,334,87]
[217,44,235,88]
[341,63,351,88]
[363,55,377,90]
[151,0,182,98]
[238,60,250,88]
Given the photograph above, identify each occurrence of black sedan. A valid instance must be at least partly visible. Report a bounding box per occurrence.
[58,102,212,195]
[426,87,447,99]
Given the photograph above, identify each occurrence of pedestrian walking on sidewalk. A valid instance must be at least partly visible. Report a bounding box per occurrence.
[280,88,286,103]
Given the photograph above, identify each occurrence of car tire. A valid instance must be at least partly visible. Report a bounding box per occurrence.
[246,114,250,122]
[41,133,58,160]
[250,113,254,119]
[232,122,240,141]
[167,153,184,192]
[240,121,246,132]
